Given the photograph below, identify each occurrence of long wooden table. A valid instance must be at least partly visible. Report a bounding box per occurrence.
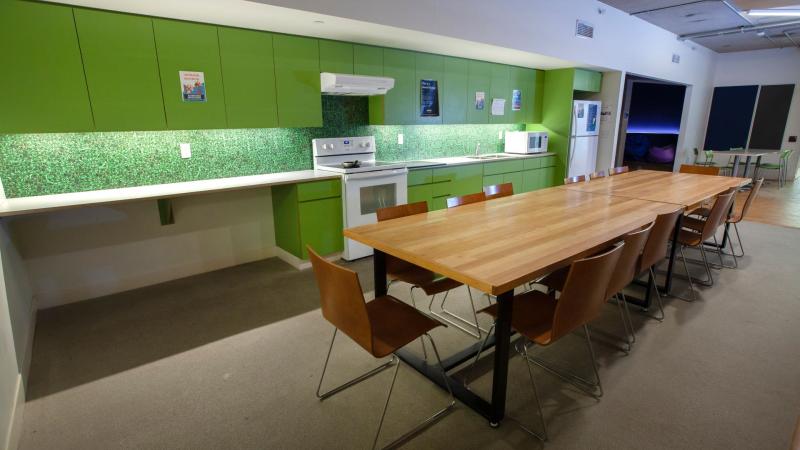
[344,188,681,425]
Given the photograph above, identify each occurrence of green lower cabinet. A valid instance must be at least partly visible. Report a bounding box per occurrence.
[272,179,343,260]
[522,169,544,192]
[544,166,559,186]
[408,184,433,210]
[503,171,523,193]
[483,174,503,188]
[431,195,448,211]
[433,164,483,197]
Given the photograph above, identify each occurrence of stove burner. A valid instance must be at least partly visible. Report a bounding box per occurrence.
[342,160,360,169]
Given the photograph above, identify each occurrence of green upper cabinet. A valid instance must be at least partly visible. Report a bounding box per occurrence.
[218,26,278,128]
[509,66,538,125]
[0,1,94,133]
[573,68,602,93]
[415,53,444,125]
[382,49,415,125]
[319,40,353,74]
[153,19,227,130]
[273,35,322,128]
[467,60,491,124]
[74,9,166,132]
[442,57,468,125]
[489,64,510,124]
[353,45,383,76]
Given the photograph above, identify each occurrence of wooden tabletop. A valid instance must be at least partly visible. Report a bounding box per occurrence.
[559,170,750,207]
[345,188,680,295]
[711,150,769,157]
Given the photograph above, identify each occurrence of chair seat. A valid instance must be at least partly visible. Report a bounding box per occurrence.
[677,228,703,246]
[681,215,706,232]
[688,206,742,224]
[759,163,781,169]
[389,265,462,296]
[367,295,443,358]
[478,290,558,346]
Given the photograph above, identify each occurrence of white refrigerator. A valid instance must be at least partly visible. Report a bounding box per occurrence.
[568,100,601,178]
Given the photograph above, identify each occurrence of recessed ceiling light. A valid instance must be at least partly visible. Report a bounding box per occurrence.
[747,8,800,17]
[313,20,325,24]
[685,13,696,18]
[757,31,766,36]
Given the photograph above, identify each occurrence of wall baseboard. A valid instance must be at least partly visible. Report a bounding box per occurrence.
[273,247,342,271]
[4,374,24,450]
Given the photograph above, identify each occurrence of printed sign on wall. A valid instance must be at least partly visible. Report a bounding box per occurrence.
[180,71,206,102]
[420,79,440,117]
[475,91,485,110]
[511,89,522,111]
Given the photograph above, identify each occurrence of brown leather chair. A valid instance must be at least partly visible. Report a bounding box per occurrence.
[675,189,736,301]
[470,243,625,441]
[483,182,513,200]
[537,223,654,352]
[590,170,607,179]
[792,416,800,450]
[679,164,720,176]
[377,202,484,339]
[308,247,454,450]
[609,166,629,176]
[564,175,586,184]
[446,191,486,208]
[636,209,683,321]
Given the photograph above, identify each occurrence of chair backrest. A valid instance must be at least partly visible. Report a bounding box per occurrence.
[564,175,586,184]
[446,191,486,208]
[590,171,606,180]
[483,183,514,200]
[735,178,763,222]
[638,209,683,272]
[376,201,428,222]
[680,164,720,176]
[308,246,373,355]
[780,149,794,161]
[606,222,654,298]
[551,243,625,341]
[376,202,428,275]
[700,190,736,241]
[609,166,629,176]
[704,150,714,162]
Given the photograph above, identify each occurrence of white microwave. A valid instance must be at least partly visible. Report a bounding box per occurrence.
[504,131,548,154]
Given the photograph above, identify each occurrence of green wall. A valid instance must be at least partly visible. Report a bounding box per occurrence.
[0,97,523,198]
[538,68,576,185]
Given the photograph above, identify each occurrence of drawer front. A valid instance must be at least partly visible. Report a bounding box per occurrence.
[540,155,557,168]
[523,157,542,170]
[408,184,433,209]
[297,179,342,202]
[432,166,456,183]
[483,159,524,176]
[483,174,504,189]
[431,181,453,198]
[408,168,433,186]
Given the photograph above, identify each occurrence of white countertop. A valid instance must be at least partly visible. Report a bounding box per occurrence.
[0,170,340,217]
[411,152,556,168]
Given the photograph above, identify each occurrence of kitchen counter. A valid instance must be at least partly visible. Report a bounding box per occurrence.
[0,170,340,217]
[408,152,556,169]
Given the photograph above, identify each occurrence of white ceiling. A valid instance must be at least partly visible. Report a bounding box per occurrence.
[600,0,800,52]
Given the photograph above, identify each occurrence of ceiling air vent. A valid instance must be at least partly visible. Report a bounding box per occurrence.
[672,53,681,64]
[575,20,594,39]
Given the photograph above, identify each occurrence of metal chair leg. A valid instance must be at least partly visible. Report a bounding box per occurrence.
[521,326,603,398]
[619,292,636,345]
[710,235,736,269]
[673,245,697,302]
[647,267,665,321]
[612,294,632,353]
[427,287,486,339]
[518,340,548,441]
[409,287,429,361]
[317,328,398,400]
[697,245,714,286]
[465,323,495,388]
[372,334,455,450]
[732,222,745,257]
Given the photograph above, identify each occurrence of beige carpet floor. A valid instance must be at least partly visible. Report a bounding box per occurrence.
[18,220,800,449]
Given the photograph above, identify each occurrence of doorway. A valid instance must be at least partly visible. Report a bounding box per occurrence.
[616,75,687,171]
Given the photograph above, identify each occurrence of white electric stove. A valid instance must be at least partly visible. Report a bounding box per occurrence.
[313,136,408,260]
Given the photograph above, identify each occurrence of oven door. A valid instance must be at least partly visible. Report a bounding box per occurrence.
[342,168,408,260]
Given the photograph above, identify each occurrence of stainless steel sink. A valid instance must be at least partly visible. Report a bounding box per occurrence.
[466,154,515,160]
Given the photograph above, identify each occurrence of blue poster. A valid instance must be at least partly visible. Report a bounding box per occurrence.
[420,79,439,117]
[511,89,522,111]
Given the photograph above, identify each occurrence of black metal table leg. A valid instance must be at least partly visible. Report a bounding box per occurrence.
[664,213,682,296]
[373,250,387,297]
[489,290,514,426]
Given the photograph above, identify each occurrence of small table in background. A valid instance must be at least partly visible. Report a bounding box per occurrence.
[712,150,768,179]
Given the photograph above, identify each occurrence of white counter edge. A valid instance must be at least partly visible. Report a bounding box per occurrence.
[0,170,341,217]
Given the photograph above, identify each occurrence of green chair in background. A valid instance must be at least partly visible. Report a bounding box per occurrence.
[702,150,733,176]
[759,149,794,188]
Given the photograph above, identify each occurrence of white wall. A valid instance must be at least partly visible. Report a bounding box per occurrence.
[6,188,277,308]
[713,48,800,178]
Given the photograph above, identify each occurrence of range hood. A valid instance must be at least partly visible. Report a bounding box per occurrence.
[320,72,395,96]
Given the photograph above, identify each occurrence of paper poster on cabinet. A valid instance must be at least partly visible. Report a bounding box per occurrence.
[511,89,522,111]
[420,79,440,117]
[475,91,485,110]
[180,71,207,102]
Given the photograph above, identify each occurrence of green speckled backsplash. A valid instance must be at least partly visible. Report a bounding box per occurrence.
[0,97,524,198]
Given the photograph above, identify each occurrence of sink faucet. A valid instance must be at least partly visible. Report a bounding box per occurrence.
[475,143,481,157]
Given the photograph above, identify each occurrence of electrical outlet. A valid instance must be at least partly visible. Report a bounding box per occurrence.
[397,133,404,145]
[180,143,191,159]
